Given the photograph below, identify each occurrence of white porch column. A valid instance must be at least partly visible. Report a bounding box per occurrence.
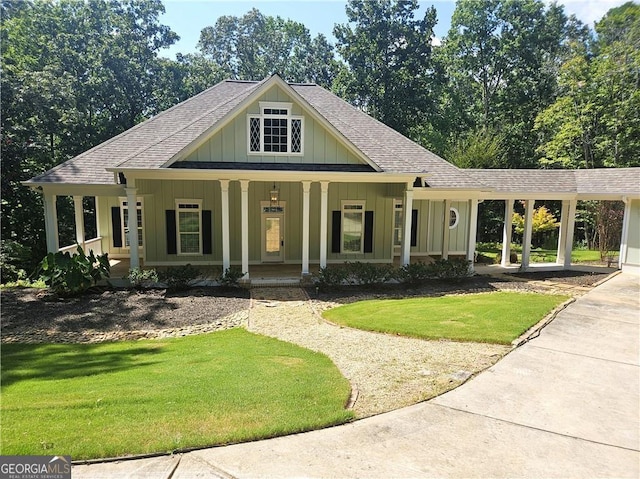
[301,181,311,275]
[220,180,231,273]
[521,200,534,270]
[556,200,570,265]
[319,182,329,269]
[563,200,577,269]
[501,200,514,267]
[240,180,250,279]
[619,198,631,268]
[442,199,451,260]
[401,185,414,266]
[467,199,479,270]
[125,185,139,269]
[43,191,59,253]
[73,195,85,248]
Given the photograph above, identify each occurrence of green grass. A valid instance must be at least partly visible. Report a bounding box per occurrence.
[476,243,616,264]
[1,329,353,460]
[323,292,568,345]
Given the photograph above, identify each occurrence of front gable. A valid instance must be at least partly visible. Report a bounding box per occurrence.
[174,81,375,169]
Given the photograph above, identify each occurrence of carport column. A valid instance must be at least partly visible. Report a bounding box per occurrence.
[401,185,414,266]
[521,200,534,270]
[319,182,329,269]
[619,197,631,268]
[73,196,85,249]
[442,199,451,260]
[240,180,250,279]
[563,200,577,269]
[501,200,514,267]
[467,199,479,270]
[220,180,230,273]
[125,184,139,269]
[556,200,570,265]
[301,181,311,275]
[43,190,59,253]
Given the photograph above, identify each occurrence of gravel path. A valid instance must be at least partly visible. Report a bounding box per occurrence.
[248,288,510,418]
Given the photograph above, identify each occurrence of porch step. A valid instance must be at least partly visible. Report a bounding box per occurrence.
[249,277,302,287]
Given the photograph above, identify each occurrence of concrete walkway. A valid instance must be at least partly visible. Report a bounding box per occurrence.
[74,273,640,479]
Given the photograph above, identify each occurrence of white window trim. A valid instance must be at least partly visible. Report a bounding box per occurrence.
[393,199,403,248]
[449,206,460,229]
[341,200,366,254]
[175,199,203,256]
[247,102,304,156]
[119,197,144,250]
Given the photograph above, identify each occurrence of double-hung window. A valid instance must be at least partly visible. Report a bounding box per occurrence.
[176,200,202,255]
[120,198,143,248]
[341,201,365,253]
[393,199,403,247]
[248,102,303,155]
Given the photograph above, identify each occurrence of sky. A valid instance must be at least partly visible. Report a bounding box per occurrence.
[159,0,630,59]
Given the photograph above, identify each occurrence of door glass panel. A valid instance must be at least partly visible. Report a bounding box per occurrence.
[265,217,281,256]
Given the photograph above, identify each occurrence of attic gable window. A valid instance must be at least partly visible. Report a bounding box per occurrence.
[248,102,303,155]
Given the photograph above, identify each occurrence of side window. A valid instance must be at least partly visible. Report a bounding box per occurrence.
[393,199,403,247]
[341,201,365,253]
[176,200,202,255]
[449,207,459,229]
[120,198,143,248]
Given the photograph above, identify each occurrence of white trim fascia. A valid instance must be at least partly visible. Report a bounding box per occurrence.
[478,192,579,201]
[106,167,416,184]
[25,183,126,196]
[576,193,640,201]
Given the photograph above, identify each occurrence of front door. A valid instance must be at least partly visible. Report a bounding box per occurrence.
[261,203,285,262]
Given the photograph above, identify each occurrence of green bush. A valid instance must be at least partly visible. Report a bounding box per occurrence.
[128,267,160,288]
[346,261,393,286]
[314,266,349,290]
[395,261,433,284]
[218,267,245,287]
[430,258,473,280]
[158,264,200,291]
[1,240,33,283]
[36,246,110,296]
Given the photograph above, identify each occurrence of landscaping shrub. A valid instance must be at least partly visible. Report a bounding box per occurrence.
[0,240,33,283]
[314,266,349,290]
[395,261,433,284]
[36,246,110,296]
[218,267,245,287]
[158,264,200,291]
[128,267,160,288]
[346,261,393,286]
[430,258,473,280]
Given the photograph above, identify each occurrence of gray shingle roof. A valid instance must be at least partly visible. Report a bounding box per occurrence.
[467,168,640,196]
[27,76,482,189]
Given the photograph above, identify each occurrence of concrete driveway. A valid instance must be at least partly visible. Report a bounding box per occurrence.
[74,272,640,479]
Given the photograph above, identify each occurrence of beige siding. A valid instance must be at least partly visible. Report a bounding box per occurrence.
[626,199,640,266]
[449,201,469,253]
[426,200,469,254]
[182,85,364,166]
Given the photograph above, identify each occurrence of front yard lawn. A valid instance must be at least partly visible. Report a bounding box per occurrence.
[1,329,353,460]
[323,292,569,345]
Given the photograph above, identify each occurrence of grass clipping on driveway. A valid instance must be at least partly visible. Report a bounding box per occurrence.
[1,329,353,460]
[323,292,569,345]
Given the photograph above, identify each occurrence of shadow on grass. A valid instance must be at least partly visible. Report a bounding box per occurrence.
[1,342,163,387]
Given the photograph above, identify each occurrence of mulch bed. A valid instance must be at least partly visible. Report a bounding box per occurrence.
[510,270,612,286]
[1,287,250,338]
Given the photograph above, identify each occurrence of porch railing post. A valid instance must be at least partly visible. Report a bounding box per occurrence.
[467,199,479,271]
[501,199,514,267]
[563,200,577,269]
[401,185,414,266]
[73,195,85,250]
[442,199,451,260]
[220,180,231,273]
[125,185,139,269]
[521,199,534,270]
[240,180,250,279]
[43,190,59,253]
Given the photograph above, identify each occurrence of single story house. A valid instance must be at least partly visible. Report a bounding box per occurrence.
[24,74,640,280]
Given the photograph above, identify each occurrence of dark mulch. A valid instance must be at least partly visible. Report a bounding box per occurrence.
[510,270,612,286]
[1,287,250,336]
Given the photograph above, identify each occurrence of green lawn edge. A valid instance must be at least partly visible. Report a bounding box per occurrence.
[1,329,354,460]
[323,291,569,345]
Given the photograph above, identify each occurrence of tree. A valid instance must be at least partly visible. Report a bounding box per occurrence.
[535,2,640,169]
[197,8,342,88]
[441,0,588,167]
[512,205,559,247]
[1,0,179,262]
[333,0,439,137]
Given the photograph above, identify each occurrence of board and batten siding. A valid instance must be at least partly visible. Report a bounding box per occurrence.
[427,200,469,255]
[181,85,363,166]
